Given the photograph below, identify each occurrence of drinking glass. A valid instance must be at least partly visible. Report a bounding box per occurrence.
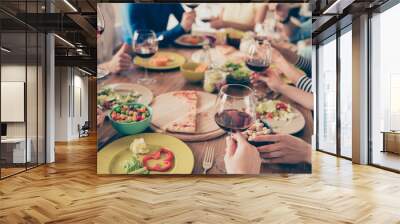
[185,3,199,34]
[132,29,158,85]
[245,39,272,100]
[97,5,105,38]
[97,6,109,80]
[214,84,256,135]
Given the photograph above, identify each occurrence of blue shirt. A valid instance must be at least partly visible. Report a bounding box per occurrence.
[127,3,187,47]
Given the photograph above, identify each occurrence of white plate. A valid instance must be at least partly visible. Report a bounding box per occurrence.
[98,83,153,107]
[175,34,207,47]
[261,107,305,135]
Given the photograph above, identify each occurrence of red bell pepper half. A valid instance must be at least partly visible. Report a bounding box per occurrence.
[142,147,174,172]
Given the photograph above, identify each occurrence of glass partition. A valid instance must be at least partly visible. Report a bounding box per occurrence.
[0,1,46,179]
[0,31,28,178]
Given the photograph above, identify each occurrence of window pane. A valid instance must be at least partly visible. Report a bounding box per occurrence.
[371,3,400,171]
[318,37,337,154]
[340,29,352,158]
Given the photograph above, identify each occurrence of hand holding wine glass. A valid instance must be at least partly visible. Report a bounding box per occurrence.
[250,67,285,93]
[224,133,262,174]
[245,39,272,100]
[214,84,256,134]
[181,10,196,32]
[183,3,198,33]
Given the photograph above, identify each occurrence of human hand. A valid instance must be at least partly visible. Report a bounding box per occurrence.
[270,40,298,63]
[210,17,225,29]
[97,108,105,127]
[106,43,132,73]
[275,22,290,41]
[250,68,285,93]
[252,134,311,164]
[270,47,287,64]
[181,11,196,32]
[224,133,261,174]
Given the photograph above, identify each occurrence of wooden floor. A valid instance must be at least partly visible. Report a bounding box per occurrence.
[372,150,400,171]
[0,134,400,223]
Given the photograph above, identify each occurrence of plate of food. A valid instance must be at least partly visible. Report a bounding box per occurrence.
[97,83,153,111]
[134,51,185,70]
[222,62,251,86]
[175,34,206,47]
[97,133,194,174]
[150,90,225,141]
[256,100,305,134]
[225,28,244,49]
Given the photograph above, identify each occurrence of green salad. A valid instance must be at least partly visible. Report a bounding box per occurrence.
[223,62,251,85]
[97,88,141,110]
[124,155,149,174]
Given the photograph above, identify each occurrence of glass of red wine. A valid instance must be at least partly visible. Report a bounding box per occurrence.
[97,6,105,38]
[185,3,199,34]
[133,29,158,85]
[214,84,256,135]
[97,6,109,80]
[185,3,200,10]
[245,39,272,100]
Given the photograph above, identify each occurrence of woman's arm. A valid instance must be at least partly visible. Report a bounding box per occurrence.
[210,5,266,31]
[278,85,314,110]
[295,75,312,93]
[271,49,305,84]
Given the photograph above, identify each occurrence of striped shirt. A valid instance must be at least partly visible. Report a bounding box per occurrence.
[295,56,312,77]
[296,75,313,93]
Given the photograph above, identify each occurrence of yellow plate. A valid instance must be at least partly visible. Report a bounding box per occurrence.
[134,51,186,70]
[97,133,194,174]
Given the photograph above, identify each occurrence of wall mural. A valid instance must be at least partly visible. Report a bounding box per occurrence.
[96,3,313,175]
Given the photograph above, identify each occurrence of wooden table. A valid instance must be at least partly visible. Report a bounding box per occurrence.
[98,47,313,174]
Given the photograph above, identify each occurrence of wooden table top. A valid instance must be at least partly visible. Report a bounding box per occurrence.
[97,46,313,174]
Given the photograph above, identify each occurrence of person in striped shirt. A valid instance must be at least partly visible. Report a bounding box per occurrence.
[250,67,313,110]
[270,40,312,93]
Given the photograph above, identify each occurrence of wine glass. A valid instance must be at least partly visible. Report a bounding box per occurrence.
[185,3,200,10]
[97,5,105,38]
[185,3,199,34]
[97,6,109,81]
[133,29,158,85]
[245,39,272,100]
[214,84,256,135]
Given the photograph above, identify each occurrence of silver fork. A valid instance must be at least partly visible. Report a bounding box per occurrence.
[202,145,215,174]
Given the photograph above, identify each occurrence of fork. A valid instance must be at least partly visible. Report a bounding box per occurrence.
[202,145,215,174]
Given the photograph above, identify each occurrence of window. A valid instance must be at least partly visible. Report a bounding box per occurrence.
[339,28,352,158]
[317,37,337,154]
[370,2,400,171]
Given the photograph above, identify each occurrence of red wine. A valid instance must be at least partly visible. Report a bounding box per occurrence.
[215,109,253,132]
[135,51,156,58]
[186,3,199,9]
[97,27,104,37]
[246,59,269,72]
[201,18,211,23]
[134,46,157,58]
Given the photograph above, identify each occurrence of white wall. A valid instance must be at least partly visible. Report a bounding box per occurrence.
[54,67,89,141]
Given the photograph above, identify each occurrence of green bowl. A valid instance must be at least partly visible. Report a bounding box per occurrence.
[109,103,152,136]
[181,62,205,83]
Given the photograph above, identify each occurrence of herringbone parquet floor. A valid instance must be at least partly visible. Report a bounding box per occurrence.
[1,134,400,224]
